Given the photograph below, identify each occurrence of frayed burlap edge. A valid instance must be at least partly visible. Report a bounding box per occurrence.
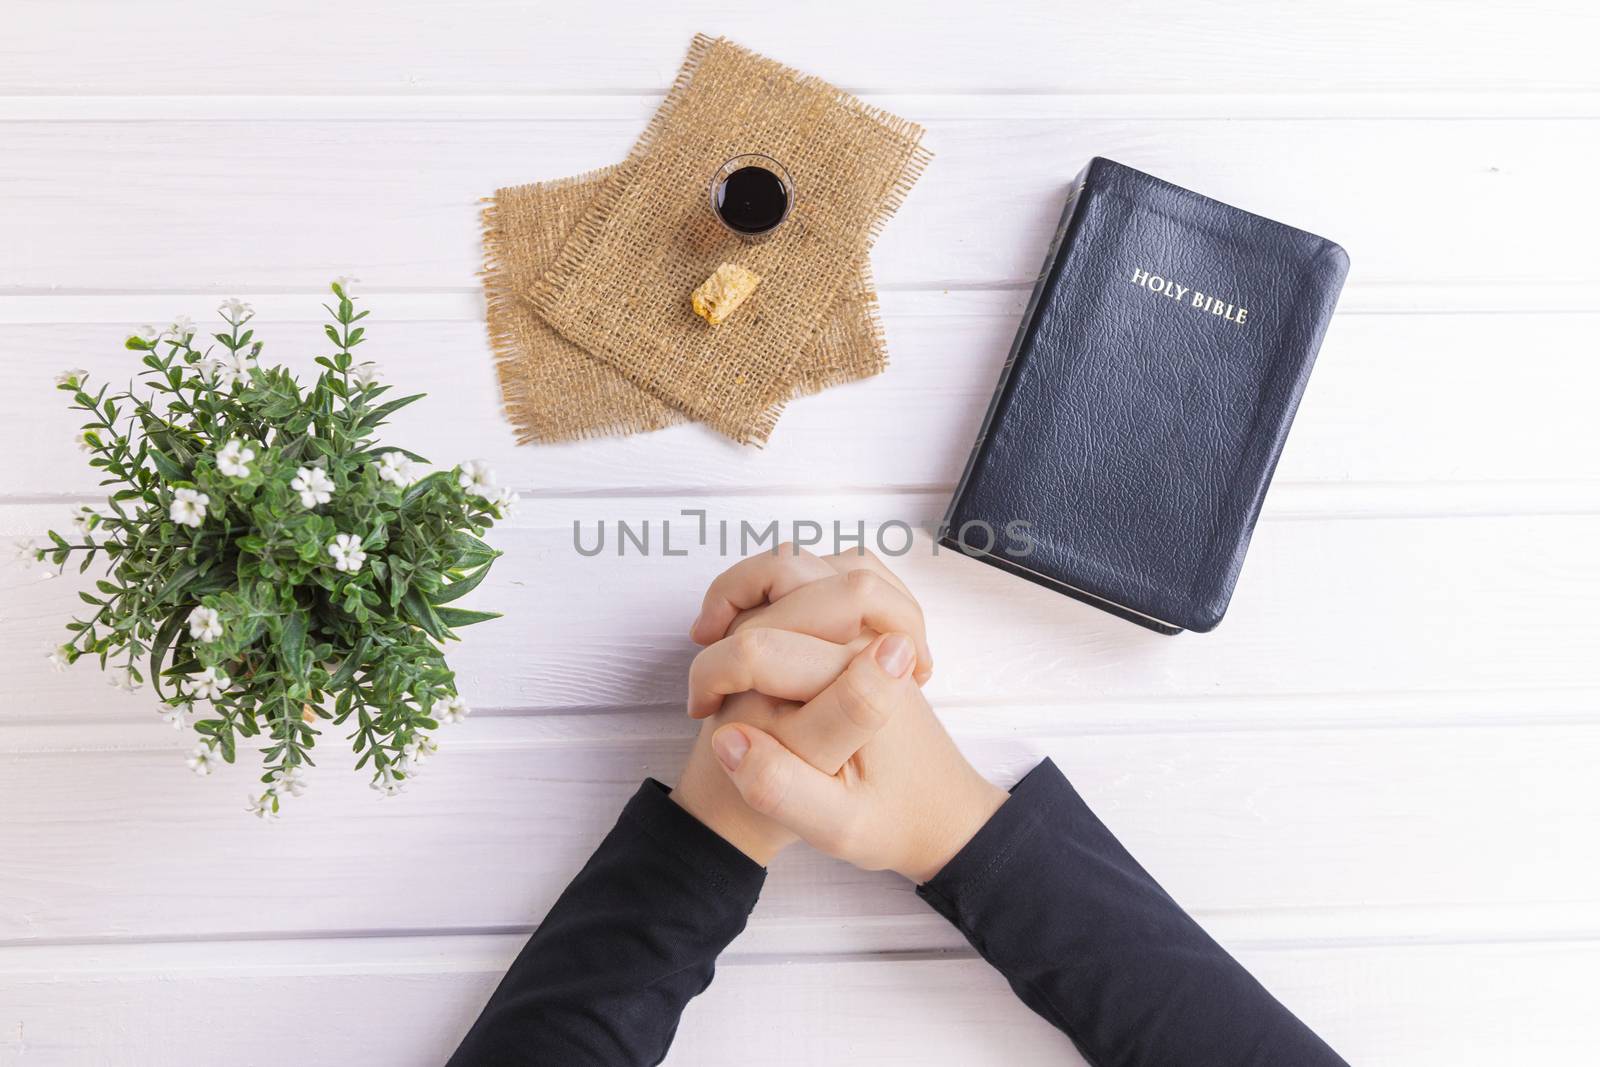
[482,169,684,444]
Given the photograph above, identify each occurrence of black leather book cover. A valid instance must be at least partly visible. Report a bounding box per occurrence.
[941,157,1349,634]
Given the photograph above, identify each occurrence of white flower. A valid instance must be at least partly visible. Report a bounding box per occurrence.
[376,451,419,488]
[291,465,335,508]
[106,666,137,692]
[216,438,257,479]
[13,537,40,563]
[169,488,210,528]
[327,533,367,574]
[187,743,218,777]
[370,765,405,797]
[489,486,518,517]
[56,368,89,389]
[188,605,223,643]
[47,645,71,672]
[457,460,497,500]
[272,764,308,798]
[187,666,230,701]
[349,361,382,388]
[71,506,96,537]
[169,315,196,340]
[132,324,162,343]
[403,735,439,767]
[218,298,254,323]
[334,274,360,291]
[75,429,98,453]
[246,794,279,820]
[158,704,188,729]
[434,694,470,725]
[206,349,257,389]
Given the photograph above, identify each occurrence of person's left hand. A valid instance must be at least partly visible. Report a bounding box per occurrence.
[671,546,931,864]
[672,630,917,864]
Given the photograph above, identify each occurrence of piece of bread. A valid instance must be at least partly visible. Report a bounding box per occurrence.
[691,262,762,326]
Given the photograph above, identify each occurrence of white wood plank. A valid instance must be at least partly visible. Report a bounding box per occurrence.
[2,719,1597,945]
[0,941,1073,1067]
[8,91,1600,123]
[2,115,1593,292]
[1,934,1594,1066]
[7,506,1598,716]
[3,0,1594,95]
[2,301,1596,499]
[8,278,1600,322]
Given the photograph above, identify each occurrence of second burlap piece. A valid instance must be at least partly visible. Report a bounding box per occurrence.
[484,167,887,444]
[527,34,929,445]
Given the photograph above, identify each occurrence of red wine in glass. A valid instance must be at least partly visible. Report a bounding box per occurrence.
[710,154,793,239]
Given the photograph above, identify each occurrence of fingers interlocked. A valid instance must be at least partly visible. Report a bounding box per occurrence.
[708,632,916,848]
[691,627,915,774]
[689,545,933,700]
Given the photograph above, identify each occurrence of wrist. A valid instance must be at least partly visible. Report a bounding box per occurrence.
[895,774,1008,884]
[672,731,795,866]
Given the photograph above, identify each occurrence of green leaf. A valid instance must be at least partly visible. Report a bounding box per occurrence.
[398,468,445,506]
[281,611,307,675]
[402,588,448,642]
[148,607,188,700]
[148,449,188,482]
[327,638,369,690]
[431,562,492,605]
[434,606,501,629]
[151,562,206,605]
[355,393,425,432]
[450,531,500,570]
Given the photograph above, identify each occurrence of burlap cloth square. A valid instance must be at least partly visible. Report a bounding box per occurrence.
[483,166,888,443]
[518,34,929,446]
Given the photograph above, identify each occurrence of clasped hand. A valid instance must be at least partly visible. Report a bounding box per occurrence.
[671,546,1006,883]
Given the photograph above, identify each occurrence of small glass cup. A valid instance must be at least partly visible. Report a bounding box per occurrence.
[709,154,794,240]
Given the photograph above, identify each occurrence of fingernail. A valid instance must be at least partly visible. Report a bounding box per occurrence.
[713,726,750,771]
[875,634,914,678]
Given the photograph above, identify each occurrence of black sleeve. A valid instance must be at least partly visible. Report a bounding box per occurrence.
[447,779,765,1067]
[918,759,1348,1067]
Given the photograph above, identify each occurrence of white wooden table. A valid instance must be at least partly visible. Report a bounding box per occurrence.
[3,3,1598,1064]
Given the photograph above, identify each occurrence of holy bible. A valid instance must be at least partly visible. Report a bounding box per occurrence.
[942,157,1349,634]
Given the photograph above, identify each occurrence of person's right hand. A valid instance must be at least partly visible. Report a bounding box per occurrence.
[689,547,1008,884]
[715,684,1006,884]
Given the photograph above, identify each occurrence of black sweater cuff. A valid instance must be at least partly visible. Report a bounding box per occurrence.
[917,757,1065,911]
[629,778,768,897]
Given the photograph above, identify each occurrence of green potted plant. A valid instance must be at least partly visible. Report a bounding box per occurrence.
[33,281,511,816]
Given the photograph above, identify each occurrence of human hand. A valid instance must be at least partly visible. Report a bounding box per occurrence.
[671,633,918,866]
[680,547,1007,883]
[711,679,1005,884]
[687,545,935,690]
[672,546,932,865]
